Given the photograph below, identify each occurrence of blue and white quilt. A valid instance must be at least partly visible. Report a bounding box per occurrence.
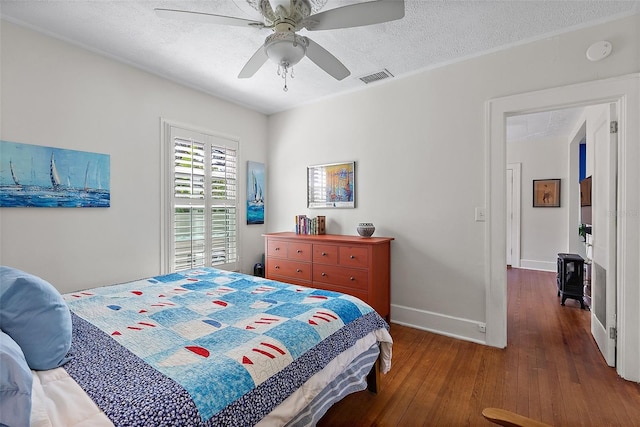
[63,268,390,426]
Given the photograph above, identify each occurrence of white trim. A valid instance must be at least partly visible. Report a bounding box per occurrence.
[391,304,487,345]
[486,73,640,381]
[160,118,171,274]
[506,163,522,268]
[484,89,508,348]
[518,259,556,272]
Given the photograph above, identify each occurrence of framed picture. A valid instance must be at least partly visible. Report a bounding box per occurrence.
[307,161,355,208]
[0,140,110,208]
[533,179,561,207]
[246,161,264,224]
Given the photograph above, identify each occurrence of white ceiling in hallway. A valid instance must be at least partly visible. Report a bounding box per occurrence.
[507,107,585,143]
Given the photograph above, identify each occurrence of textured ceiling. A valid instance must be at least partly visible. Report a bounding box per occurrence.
[507,107,585,143]
[1,0,638,119]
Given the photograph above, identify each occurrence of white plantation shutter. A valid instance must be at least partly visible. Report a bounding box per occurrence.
[210,144,238,266]
[163,123,239,272]
[174,138,206,199]
[174,206,206,270]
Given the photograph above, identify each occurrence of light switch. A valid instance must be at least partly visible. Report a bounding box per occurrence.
[475,207,486,222]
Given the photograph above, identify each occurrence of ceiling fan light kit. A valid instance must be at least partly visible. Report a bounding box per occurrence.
[265,33,307,68]
[265,32,308,91]
[155,0,405,90]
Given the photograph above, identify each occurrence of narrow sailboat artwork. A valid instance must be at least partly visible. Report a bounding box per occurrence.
[246,161,264,224]
[0,140,110,207]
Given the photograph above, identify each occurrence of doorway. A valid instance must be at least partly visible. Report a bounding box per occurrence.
[505,102,616,367]
[485,74,640,381]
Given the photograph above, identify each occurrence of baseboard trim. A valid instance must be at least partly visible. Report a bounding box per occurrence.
[519,259,556,272]
[391,304,487,345]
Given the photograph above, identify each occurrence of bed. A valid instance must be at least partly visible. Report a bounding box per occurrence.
[0,266,392,427]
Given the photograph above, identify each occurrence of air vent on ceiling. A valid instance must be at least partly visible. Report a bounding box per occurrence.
[359,69,394,84]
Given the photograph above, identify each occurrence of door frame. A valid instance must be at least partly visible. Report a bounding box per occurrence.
[506,163,521,268]
[484,73,640,381]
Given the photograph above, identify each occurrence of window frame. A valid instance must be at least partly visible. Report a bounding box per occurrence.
[160,119,240,273]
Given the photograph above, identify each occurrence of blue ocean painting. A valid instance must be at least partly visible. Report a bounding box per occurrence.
[0,140,110,208]
[246,161,264,224]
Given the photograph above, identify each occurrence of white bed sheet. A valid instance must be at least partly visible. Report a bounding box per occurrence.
[30,328,392,427]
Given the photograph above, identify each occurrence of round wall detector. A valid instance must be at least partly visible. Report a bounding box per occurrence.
[586,41,612,62]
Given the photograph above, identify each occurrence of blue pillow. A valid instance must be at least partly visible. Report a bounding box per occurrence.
[0,266,72,370]
[0,329,32,427]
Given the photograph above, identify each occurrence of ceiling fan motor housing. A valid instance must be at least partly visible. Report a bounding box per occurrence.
[257,0,315,27]
[265,32,308,67]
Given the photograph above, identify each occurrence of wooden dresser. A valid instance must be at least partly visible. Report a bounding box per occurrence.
[263,232,393,319]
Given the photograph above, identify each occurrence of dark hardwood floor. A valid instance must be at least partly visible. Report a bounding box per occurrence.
[318,268,640,426]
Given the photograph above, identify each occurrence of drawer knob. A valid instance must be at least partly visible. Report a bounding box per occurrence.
[296,269,302,273]
[350,276,355,281]
[275,247,280,251]
[321,272,327,276]
[297,249,302,253]
[350,255,355,259]
[321,252,327,256]
[275,265,280,269]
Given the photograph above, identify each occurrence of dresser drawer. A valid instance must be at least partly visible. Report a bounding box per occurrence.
[312,282,368,303]
[338,246,369,268]
[267,259,312,282]
[288,242,312,262]
[267,239,289,258]
[313,244,338,265]
[313,265,368,291]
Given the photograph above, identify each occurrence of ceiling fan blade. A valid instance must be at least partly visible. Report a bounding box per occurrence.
[303,0,404,31]
[154,8,265,29]
[304,37,350,81]
[238,46,269,78]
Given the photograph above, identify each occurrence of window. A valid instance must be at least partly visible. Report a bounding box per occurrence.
[162,122,239,272]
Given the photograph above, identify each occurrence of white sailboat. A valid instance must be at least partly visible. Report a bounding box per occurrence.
[84,161,91,190]
[50,153,61,191]
[249,171,263,206]
[9,160,21,187]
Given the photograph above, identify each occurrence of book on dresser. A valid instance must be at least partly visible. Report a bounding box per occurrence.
[263,232,394,320]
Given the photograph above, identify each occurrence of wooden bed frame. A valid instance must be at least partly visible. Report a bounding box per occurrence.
[367,356,381,393]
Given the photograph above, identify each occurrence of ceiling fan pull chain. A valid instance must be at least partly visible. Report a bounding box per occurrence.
[283,66,295,92]
[279,62,291,92]
[283,68,288,92]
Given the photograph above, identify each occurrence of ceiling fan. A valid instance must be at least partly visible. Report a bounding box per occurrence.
[155,0,405,90]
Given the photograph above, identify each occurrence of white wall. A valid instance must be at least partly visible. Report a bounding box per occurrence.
[267,14,640,342]
[507,137,569,271]
[0,21,269,293]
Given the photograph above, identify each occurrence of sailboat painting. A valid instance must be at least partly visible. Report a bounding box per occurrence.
[0,140,110,208]
[246,161,264,224]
